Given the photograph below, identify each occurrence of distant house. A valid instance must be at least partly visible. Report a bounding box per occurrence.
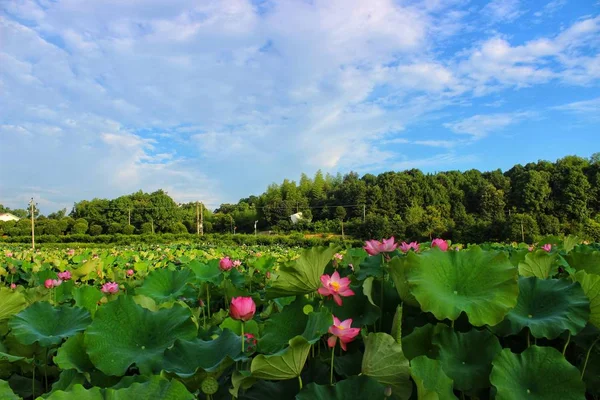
[0,213,21,222]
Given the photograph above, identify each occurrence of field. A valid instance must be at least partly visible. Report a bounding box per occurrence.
[1,238,600,399]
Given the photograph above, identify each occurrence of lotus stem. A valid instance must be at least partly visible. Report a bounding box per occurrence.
[298,375,303,390]
[527,330,530,348]
[330,344,335,385]
[44,347,48,391]
[563,332,571,356]
[206,283,211,320]
[379,256,385,331]
[241,322,245,353]
[581,337,600,379]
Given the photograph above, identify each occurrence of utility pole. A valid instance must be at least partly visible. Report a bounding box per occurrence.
[363,204,366,222]
[196,202,200,236]
[521,220,525,243]
[254,220,258,236]
[200,202,204,236]
[29,198,35,250]
[128,208,131,226]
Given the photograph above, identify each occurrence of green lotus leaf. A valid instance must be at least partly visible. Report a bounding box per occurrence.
[71,286,102,317]
[135,268,194,304]
[0,288,27,322]
[402,324,445,361]
[564,246,600,275]
[498,277,589,339]
[334,351,363,378]
[329,283,380,327]
[407,246,519,326]
[268,247,339,298]
[44,375,194,399]
[251,335,311,380]
[297,375,387,400]
[84,295,197,376]
[361,332,412,400]
[188,260,223,285]
[258,298,310,353]
[574,271,600,329]
[388,256,420,307]
[518,250,559,279]
[71,259,101,281]
[490,346,586,400]
[48,370,87,396]
[219,317,259,337]
[9,303,91,347]
[54,333,95,374]
[301,310,333,344]
[162,329,242,377]
[0,379,20,400]
[410,356,457,400]
[356,253,384,280]
[432,327,502,391]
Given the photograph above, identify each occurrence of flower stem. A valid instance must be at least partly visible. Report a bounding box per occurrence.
[44,347,48,392]
[563,332,571,356]
[206,283,211,320]
[581,337,600,379]
[241,322,245,353]
[527,330,530,348]
[379,256,385,331]
[330,343,335,385]
[298,375,303,390]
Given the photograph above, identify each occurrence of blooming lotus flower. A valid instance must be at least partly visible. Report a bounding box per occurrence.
[327,316,360,351]
[44,279,62,289]
[528,246,534,252]
[219,257,234,271]
[333,253,343,261]
[541,244,552,252]
[233,260,242,268]
[318,271,355,306]
[5,252,13,258]
[230,297,256,321]
[67,249,75,256]
[399,241,419,253]
[101,282,119,294]
[126,269,134,276]
[431,238,449,251]
[57,271,72,281]
[364,237,398,256]
[10,283,16,290]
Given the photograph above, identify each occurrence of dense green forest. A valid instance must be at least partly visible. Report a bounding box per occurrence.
[1,154,600,242]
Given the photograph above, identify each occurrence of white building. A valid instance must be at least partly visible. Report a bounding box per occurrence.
[0,213,21,222]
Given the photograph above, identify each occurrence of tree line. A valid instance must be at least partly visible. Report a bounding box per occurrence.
[1,154,599,243]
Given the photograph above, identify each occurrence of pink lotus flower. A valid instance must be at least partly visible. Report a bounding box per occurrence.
[333,253,343,261]
[10,283,16,290]
[230,297,256,321]
[233,260,242,268]
[126,269,134,276]
[364,237,398,256]
[265,271,271,279]
[318,271,355,306]
[399,241,419,253]
[57,271,72,281]
[45,279,62,288]
[541,244,552,252]
[67,249,75,256]
[431,238,449,251]
[528,246,534,252]
[5,252,13,258]
[219,257,234,271]
[101,282,119,294]
[327,316,360,351]
[255,252,262,257]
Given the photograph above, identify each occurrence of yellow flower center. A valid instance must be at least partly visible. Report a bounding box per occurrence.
[336,324,345,330]
[330,281,340,291]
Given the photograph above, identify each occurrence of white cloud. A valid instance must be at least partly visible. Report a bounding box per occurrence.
[482,0,524,23]
[553,97,600,116]
[444,112,535,138]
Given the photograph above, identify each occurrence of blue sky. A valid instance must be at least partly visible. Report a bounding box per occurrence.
[1,0,599,213]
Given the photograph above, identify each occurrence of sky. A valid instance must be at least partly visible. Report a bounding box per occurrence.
[1,0,599,214]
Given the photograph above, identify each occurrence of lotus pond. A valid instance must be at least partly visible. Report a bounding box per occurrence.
[1,239,600,399]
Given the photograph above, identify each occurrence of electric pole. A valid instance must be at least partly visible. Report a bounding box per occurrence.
[200,202,204,236]
[128,208,131,226]
[196,202,200,235]
[363,204,366,222]
[29,198,36,250]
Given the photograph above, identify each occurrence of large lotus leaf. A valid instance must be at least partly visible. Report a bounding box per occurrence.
[329,283,381,326]
[518,250,559,279]
[44,375,194,399]
[574,271,600,329]
[0,288,27,322]
[361,332,412,400]
[410,356,457,400]
[54,333,95,374]
[0,379,20,400]
[251,336,311,380]
[84,295,197,376]
[71,259,101,281]
[135,268,194,304]
[48,370,88,396]
[564,247,600,275]
[188,260,223,285]
[258,298,309,353]
[301,310,334,344]
[388,256,420,307]
[162,329,242,377]
[402,323,446,361]
[407,246,519,326]
[9,303,91,347]
[432,327,501,391]
[296,375,387,400]
[240,379,301,400]
[268,246,339,298]
[490,346,585,399]
[498,277,589,339]
[71,286,103,317]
